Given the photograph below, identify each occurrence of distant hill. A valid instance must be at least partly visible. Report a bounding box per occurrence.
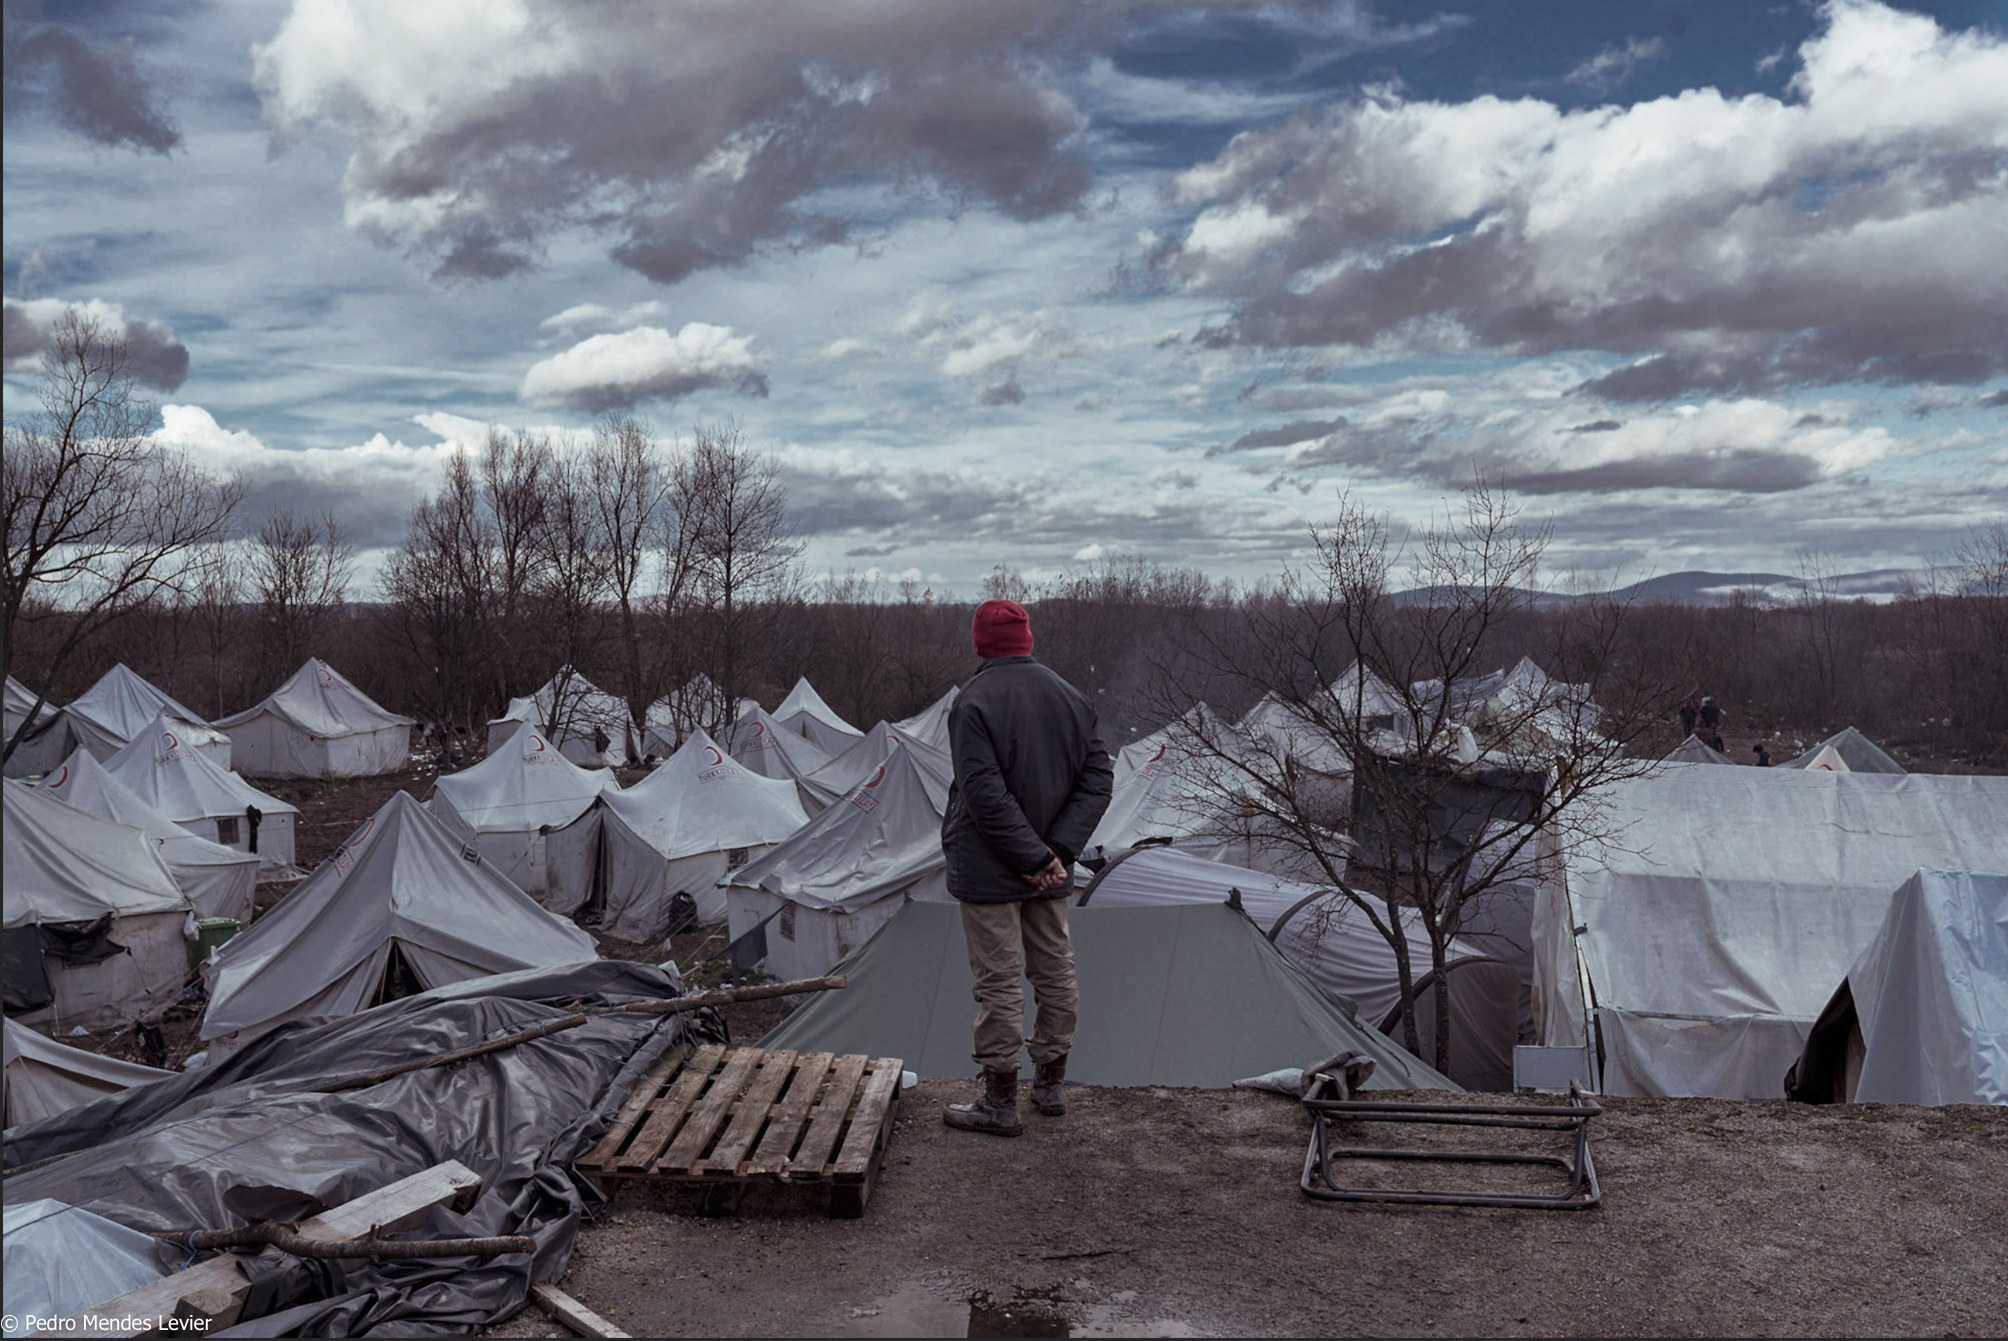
[1389,568,1963,608]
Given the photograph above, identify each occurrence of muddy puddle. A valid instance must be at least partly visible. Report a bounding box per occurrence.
[832,1284,1203,1337]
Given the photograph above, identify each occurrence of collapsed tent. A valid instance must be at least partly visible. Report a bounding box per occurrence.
[201,792,598,1056]
[762,900,1457,1090]
[3,675,69,778]
[545,730,808,935]
[1781,726,1905,775]
[1237,693,1350,775]
[1786,869,2008,1107]
[489,669,636,767]
[1082,846,1517,1090]
[41,749,259,922]
[5,962,717,1334]
[4,1018,171,1131]
[1535,769,2008,1100]
[61,664,231,768]
[1664,735,1735,765]
[3,780,192,1028]
[723,705,836,810]
[773,676,864,754]
[218,658,414,778]
[103,712,299,871]
[894,685,959,751]
[429,728,618,895]
[798,719,952,809]
[722,740,950,982]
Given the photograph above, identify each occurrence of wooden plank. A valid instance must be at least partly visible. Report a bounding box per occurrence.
[745,1051,834,1175]
[578,1043,689,1170]
[786,1053,867,1176]
[833,1059,904,1178]
[63,1160,485,1338]
[658,1047,761,1172]
[704,1049,798,1175]
[615,1043,725,1174]
[531,1281,632,1339]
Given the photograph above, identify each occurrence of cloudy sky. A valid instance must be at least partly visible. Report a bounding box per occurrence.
[5,0,2004,593]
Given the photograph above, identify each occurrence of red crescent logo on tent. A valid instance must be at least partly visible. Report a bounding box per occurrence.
[864,765,886,788]
[162,730,180,751]
[753,722,767,738]
[1148,743,1166,764]
[49,765,68,788]
[351,816,376,848]
[529,734,547,752]
[704,745,724,766]
[320,667,334,684]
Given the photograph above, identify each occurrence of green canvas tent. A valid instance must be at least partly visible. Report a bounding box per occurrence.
[760,899,1456,1090]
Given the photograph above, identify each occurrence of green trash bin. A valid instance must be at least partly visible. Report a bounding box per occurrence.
[188,917,241,972]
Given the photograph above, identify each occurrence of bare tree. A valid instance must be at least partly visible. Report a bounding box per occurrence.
[481,426,553,702]
[585,412,669,727]
[675,422,801,726]
[246,507,354,681]
[2,307,241,762]
[528,444,617,753]
[187,545,246,718]
[1156,481,1689,1073]
[381,449,498,760]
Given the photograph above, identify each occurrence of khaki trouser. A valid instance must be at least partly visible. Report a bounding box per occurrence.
[960,895,1077,1073]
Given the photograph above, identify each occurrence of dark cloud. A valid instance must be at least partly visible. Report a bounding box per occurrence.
[978,375,1026,406]
[1979,389,2008,409]
[3,4,180,153]
[253,2,1137,285]
[1565,419,1622,434]
[1509,450,1824,495]
[3,296,190,390]
[1163,4,2008,399]
[1214,416,1347,454]
[844,543,901,557]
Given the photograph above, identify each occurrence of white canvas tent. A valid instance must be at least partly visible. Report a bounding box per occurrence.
[428,728,619,895]
[200,792,597,1057]
[544,730,808,935]
[1080,846,1515,1089]
[1088,707,1248,857]
[1664,735,1735,765]
[61,664,231,768]
[640,674,755,757]
[3,675,70,778]
[103,713,299,871]
[5,1017,172,1131]
[1792,869,2007,1107]
[894,686,959,751]
[487,669,635,767]
[723,705,836,811]
[723,740,952,982]
[3,780,192,1029]
[773,676,864,755]
[1781,726,1904,775]
[798,720,952,810]
[42,749,259,922]
[1534,769,2008,1099]
[1237,693,1350,775]
[217,659,412,778]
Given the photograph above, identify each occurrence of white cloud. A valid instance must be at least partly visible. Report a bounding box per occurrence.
[816,337,891,362]
[1565,36,1667,89]
[1073,542,1106,561]
[1162,1,2008,397]
[519,322,770,411]
[539,301,670,332]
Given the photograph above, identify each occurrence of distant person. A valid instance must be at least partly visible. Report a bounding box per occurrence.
[1710,733,1727,753]
[1753,742,1771,767]
[940,599,1114,1138]
[1679,698,1699,736]
[1699,697,1722,732]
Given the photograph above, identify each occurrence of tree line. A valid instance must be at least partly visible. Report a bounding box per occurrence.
[7,307,2006,775]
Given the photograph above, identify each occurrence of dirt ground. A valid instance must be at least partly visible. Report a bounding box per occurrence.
[484,1084,2005,1339]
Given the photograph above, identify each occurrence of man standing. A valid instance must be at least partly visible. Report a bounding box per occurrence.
[940,599,1113,1137]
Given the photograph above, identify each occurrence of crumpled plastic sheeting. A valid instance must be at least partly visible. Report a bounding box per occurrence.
[3,961,722,1335]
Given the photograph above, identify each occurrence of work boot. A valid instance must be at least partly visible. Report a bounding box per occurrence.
[943,1068,1022,1137]
[1032,1056,1068,1116]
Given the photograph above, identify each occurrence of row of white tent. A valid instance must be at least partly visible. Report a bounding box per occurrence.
[4,659,414,781]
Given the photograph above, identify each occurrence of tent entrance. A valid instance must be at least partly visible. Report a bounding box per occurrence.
[369,942,425,1008]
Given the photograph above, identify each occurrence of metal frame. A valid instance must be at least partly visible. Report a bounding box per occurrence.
[1299,1077,1602,1210]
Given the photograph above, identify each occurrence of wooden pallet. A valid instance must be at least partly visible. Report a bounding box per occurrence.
[578,1044,903,1218]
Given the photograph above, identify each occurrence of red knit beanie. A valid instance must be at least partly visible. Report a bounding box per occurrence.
[972,599,1033,658]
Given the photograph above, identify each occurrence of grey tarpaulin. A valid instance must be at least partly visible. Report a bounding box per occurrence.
[759,899,1457,1090]
[3,961,722,1336]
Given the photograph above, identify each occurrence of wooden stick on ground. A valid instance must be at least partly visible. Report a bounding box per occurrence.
[153,1220,535,1259]
[532,1281,633,1339]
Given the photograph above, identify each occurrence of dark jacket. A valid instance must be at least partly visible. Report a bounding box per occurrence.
[941,655,1114,903]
